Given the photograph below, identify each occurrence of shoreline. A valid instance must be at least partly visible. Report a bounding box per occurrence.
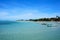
[16,21,60,22]
[17,21,60,24]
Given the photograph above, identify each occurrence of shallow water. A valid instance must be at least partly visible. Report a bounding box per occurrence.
[0,21,60,40]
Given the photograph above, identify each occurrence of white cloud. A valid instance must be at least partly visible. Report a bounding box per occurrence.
[7,13,34,20]
[0,9,60,20]
[0,12,9,17]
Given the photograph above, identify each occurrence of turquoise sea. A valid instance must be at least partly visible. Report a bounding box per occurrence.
[0,21,60,40]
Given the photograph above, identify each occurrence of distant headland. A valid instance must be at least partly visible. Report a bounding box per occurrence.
[16,16,60,22]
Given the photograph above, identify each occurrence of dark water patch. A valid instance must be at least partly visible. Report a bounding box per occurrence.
[0,21,16,25]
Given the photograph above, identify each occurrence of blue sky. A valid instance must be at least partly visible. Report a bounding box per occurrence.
[0,0,60,20]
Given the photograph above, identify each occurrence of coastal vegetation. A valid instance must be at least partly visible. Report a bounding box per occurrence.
[16,16,60,21]
[28,16,60,21]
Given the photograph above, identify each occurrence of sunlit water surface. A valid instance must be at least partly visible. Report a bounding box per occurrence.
[0,21,60,40]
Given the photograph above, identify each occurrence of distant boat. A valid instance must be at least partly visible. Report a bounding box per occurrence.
[41,23,57,27]
[41,23,47,25]
[47,24,56,27]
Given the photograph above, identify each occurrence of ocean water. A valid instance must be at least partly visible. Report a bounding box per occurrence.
[0,21,60,40]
